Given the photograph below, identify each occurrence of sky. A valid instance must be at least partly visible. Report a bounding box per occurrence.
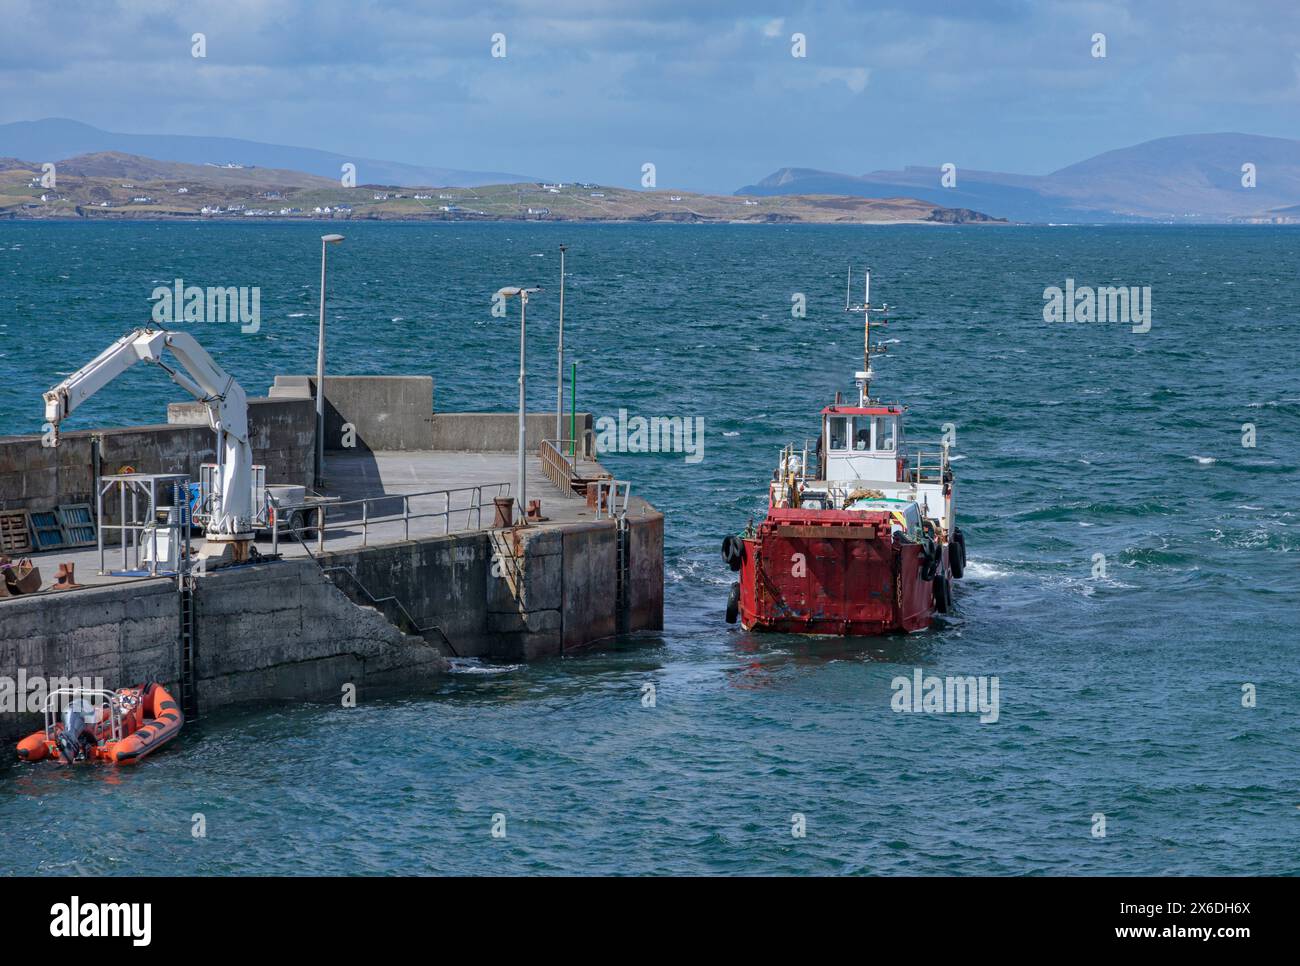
[1,0,1298,193]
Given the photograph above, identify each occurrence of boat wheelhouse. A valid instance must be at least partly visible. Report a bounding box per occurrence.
[776,398,953,537]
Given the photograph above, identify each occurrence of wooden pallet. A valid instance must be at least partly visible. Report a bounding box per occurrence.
[0,510,33,555]
[28,510,65,550]
[58,503,96,547]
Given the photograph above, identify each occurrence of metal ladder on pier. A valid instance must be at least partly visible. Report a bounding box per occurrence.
[615,514,630,635]
[591,479,634,636]
[487,527,525,599]
[177,574,199,721]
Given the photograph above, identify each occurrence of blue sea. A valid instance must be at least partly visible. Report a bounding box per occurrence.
[0,221,1297,875]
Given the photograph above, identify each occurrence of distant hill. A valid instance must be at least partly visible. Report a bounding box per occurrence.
[0,118,535,188]
[738,134,1300,223]
[54,151,339,188]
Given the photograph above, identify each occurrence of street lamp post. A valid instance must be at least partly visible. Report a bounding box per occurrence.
[556,244,566,443]
[315,233,345,488]
[495,285,542,524]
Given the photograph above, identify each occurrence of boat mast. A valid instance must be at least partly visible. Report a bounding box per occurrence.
[847,267,874,405]
[863,270,870,388]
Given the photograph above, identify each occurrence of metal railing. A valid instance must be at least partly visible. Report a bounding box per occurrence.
[319,564,460,656]
[908,440,950,484]
[911,453,947,484]
[540,436,601,497]
[277,483,511,553]
[540,439,580,496]
[43,688,124,743]
[591,479,631,520]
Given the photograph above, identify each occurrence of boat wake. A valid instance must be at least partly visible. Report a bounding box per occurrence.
[447,659,523,675]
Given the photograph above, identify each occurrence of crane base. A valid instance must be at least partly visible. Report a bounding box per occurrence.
[195,535,255,570]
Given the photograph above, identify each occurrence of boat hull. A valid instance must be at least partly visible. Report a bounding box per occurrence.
[15,682,183,765]
[732,509,945,636]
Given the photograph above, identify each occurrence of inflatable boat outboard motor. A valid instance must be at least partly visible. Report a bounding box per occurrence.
[54,699,97,763]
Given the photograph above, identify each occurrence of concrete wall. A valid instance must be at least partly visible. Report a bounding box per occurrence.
[270,373,590,454]
[0,424,209,517]
[430,412,593,453]
[0,577,176,744]
[0,503,664,745]
[0,396,316,518]
[271,375,434,452]
[318,522,637,663]
[1,392,593,526]
[193,558,444,709]
[168,396,316,488]
[0,558,444,746]
[321,533,496,657]
[625,507,665,635]
[313,504,662,663]
[487,526,565,660]
[560,523,618,651]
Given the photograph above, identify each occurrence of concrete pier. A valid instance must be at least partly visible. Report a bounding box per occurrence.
[0,376,664,745]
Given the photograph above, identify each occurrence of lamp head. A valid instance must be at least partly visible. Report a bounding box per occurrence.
[495,286,542,301]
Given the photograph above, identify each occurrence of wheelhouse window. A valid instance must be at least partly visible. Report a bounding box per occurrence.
[828,416,848,451]
[852,416,872,450]
[874,417,896,451]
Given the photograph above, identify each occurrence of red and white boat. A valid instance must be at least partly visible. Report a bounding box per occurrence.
[722,269,967,635]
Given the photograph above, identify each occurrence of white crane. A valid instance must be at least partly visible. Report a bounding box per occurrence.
[43,328,255,558]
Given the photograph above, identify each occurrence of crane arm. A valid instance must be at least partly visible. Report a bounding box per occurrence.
[43,328,248,445]
[42,327,254,538]
[43,329,158,433]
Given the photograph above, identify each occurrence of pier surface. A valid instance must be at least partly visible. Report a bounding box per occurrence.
[18,449,608,587]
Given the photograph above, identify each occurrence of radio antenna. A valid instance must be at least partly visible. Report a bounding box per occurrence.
[846,265,890,404]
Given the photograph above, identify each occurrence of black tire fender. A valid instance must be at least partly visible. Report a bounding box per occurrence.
[933,571,952,614]
[725,581,740,624]
[721,535,746,572]
[920,537,939,581]
[949,529,966,579]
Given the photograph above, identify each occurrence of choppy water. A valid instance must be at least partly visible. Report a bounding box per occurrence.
[1,222,1297,875]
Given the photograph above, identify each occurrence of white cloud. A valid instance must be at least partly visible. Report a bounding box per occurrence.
[817,67,870,94]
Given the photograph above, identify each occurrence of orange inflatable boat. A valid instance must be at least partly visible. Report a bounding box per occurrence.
[16,683,184,765]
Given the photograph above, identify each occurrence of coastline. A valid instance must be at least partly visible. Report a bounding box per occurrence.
[0,211,1009,226]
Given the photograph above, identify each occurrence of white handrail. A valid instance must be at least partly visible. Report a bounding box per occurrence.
[592,479,631,520]
[42,688,124,743]
[276,483,511,551]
